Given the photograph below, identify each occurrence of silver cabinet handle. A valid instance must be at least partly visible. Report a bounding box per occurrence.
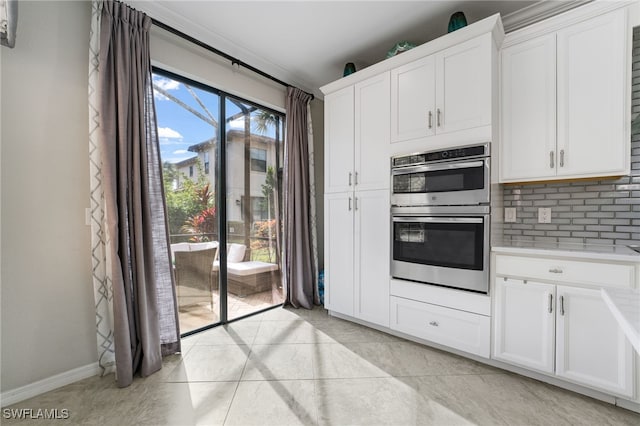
[548,294,553,314]
[348,197,352,211]
[560,149,565,167]
[354,197,358,211]
[348,172,352,186]
[354,172,358,185]
[560,295,565,316]
[437,108,442,127]
[429,321,439,327]
[428,110,433,129]
[549,268,563,274]
[550,151,555,168]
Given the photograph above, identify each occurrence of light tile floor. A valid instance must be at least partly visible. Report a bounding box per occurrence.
[4,306,640,425]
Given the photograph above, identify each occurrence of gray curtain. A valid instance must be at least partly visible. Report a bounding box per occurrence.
[283,87,318,309]
[98,0,180,388]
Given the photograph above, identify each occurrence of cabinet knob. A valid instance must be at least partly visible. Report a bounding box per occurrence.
[429,321,439,327]
[548,268,563,274]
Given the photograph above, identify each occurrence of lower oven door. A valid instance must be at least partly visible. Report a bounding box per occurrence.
[391,214,489,293]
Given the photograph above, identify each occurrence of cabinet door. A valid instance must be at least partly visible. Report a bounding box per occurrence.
[355,72,390,191]
[500,34,557,181]
[325,86,354,193]
[324,193,355,316]
[436,34,492,134]
[390,55,436,143]
[555,286,634,397]
[493,278,555,373]
[556,8,628,178]
[354,190,390,327]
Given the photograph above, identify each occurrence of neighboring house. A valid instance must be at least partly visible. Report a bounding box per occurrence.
[172,130,279,223]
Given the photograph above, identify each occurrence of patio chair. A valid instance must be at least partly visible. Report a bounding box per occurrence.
[174,247,217,309]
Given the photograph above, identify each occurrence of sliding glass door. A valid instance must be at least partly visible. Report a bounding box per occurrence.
[224,96,284,320]
[152,69,285,334]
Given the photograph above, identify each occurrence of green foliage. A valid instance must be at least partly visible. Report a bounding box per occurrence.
[260,166,276,217]
[163,160,215,240]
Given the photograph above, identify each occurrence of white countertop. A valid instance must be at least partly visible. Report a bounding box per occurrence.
[601,287,640,355]
[492,240,640,263]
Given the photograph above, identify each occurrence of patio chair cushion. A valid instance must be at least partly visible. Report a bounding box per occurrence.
[227,243,246,263]
[227,261,279,276]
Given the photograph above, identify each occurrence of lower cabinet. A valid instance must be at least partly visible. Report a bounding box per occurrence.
[324,190,390,327]
[493,277,634,398]
[391,296,490,357]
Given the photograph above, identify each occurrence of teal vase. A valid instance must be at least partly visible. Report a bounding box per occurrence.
[343,62,356,77]
[448,11,467,33]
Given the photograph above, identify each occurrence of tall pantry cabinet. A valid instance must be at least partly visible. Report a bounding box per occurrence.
[323,73,391,327]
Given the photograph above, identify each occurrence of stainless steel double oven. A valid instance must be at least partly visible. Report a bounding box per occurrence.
[390,143,490,293]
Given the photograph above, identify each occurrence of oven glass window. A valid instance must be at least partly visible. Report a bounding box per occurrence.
[393,220,483,270]
[392,166,484,194]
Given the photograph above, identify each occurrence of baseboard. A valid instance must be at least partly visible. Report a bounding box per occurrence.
[0,363,101,407]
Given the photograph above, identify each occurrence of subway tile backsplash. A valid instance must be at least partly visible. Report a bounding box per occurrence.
[501,27,640,247]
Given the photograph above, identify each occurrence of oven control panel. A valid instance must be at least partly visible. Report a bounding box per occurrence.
[392,143,489,168]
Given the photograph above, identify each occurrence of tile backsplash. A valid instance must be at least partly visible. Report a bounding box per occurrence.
[501,27,640,247]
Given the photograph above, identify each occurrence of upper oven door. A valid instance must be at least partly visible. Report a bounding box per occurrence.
[391,158,490,206]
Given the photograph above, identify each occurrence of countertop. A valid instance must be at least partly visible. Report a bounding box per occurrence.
[492,240,640,263]
[601,287,640,355]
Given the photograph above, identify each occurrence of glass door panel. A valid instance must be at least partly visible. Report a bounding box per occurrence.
[153,71,221,334]
[224,97,285,320]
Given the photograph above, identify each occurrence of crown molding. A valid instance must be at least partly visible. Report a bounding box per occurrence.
[502,0,594,33]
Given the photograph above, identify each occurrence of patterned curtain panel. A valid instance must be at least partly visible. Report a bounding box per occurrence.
[89,0,180,388]
[283,87,319,309]
[0,0,17,48]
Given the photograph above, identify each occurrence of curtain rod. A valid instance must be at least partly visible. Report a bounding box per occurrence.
[151,18,314,101]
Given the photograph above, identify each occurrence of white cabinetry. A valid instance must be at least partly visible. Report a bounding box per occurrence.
[323,72,390,327]
[391,34,493,145]
[493,253,635,398]
[391,295,490,357]
[500,5,630,182]
[324,73,390,194]
[324,86,354,194]
[324,190,389,326]
[555,285,633,397]
[493,278,555,373]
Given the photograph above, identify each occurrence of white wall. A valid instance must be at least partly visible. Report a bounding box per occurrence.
[149,26,286,113]
[1,1,96,392]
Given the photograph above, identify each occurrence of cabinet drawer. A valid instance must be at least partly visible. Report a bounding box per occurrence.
[390,296,490,358]
[495,255,634,288]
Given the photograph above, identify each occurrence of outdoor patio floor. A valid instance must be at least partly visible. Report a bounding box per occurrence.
[178,287,284,334]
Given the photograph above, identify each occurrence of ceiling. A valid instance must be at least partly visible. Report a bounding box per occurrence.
[129,1,543,98]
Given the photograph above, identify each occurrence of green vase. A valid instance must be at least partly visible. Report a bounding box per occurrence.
[448,11,467,33]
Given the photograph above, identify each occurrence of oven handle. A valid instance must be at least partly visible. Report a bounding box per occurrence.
[392,216,483,224]
[391,160,485,175]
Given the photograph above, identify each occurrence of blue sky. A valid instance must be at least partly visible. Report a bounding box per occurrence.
[153,73,219,163]
[152,73,279,164]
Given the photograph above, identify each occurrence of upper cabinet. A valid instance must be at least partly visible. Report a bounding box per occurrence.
[391,34,494,145]
[321,14,504,156]
[324,72,390,194]
[500,5,631,183]
[324,86,355,194]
